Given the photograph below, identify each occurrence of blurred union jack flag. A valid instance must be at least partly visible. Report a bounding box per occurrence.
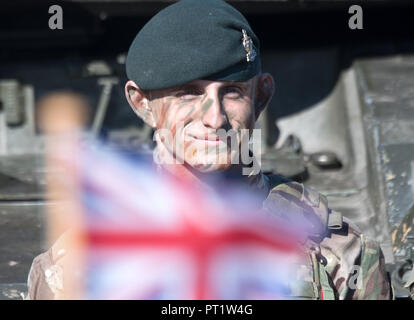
[58,141,304,300]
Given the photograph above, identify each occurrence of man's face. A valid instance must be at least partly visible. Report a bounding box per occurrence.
[147,78,258,173]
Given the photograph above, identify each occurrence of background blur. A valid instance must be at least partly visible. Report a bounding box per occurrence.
[1,0,414,299]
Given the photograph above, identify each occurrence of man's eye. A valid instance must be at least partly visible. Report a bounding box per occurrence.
[176,89,202,100]
[223,87,243,98]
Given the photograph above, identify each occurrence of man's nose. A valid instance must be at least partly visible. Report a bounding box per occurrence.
[201,95,227,130]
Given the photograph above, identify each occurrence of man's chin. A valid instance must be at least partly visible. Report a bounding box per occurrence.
[187,152,240,173]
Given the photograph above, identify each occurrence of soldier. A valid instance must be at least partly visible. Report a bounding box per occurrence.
[27,0,392,299]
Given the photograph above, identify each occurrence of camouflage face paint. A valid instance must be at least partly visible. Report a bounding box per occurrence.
[201,98,213,114]
[184,105,196,118]
[150,79,257,173]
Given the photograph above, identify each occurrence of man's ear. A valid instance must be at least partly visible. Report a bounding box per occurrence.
[254,73,275,120]
[125,80,156,128]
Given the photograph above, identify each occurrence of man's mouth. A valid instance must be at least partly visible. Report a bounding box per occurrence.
[190,134,227,145]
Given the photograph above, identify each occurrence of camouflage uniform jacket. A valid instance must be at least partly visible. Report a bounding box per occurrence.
[260,174,392,299]
[26,173,393,300]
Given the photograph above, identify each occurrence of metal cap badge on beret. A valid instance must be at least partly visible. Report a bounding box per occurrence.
[126,0,261,91]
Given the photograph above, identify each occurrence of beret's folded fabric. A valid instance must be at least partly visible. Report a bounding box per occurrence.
[126,0,261,90]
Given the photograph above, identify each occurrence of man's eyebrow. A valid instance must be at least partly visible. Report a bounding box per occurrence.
[168,83,200,93]
[222,82,249,90]
[166,81,250,94]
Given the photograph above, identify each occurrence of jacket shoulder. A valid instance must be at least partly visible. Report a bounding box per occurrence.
[263,176,341,242]
[26,233,69,300]
[26,250,55,300]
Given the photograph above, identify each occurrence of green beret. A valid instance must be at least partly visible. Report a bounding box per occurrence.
[126,0,261,91]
